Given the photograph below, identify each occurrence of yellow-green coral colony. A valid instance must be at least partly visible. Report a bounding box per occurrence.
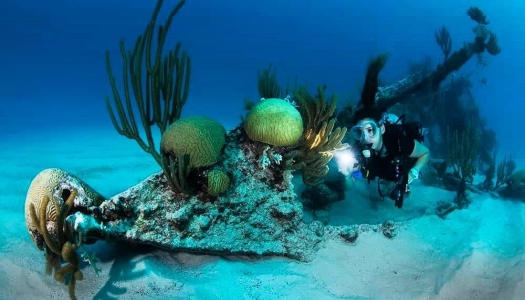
[207,169,231,196]
[161,116,226,168]
[244,98,304,146]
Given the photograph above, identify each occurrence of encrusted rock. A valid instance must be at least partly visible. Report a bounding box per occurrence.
[68,129,323,261]
[339,228,359,244]
[33,128,408,264]
[309,221,325,237]
[381,220,398,239]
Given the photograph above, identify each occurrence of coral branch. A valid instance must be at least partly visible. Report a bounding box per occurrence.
[289,86,349,185]
[435,26,452,60]
[467,6,489,25]
[257,64,284,99]
[105,0,191,167]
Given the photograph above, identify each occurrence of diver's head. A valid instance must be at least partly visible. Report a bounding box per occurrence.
[352,119,385,150]
[350,106,386,151]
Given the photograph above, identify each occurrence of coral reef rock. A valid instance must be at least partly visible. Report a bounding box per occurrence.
[75,128,325,261]
[60,128,404,263]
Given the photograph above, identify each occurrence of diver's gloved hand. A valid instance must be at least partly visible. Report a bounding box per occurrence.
[362,149,371,158]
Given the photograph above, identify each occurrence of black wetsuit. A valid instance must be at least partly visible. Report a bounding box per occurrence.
[360,127,417,208]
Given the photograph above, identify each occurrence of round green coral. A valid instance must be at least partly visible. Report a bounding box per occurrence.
[161,116,226,168]
[207,169,230,196]
[244,98,303,146]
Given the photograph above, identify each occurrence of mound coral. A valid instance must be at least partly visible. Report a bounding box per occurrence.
[160,115,226,193]
[244,98,304,147]
[25,168,104,249]
[207,169,231,196]
[161,116,226,168]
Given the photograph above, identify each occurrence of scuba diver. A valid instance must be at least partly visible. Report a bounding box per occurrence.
[349,106,430,208]
[346,53,430,208]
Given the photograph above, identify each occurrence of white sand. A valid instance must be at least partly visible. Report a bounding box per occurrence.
[1,128,524,300]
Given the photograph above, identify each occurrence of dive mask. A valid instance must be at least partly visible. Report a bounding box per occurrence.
[350,121,380,141]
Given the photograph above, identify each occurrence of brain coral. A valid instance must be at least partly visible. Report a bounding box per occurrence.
[161,116,226,168]
[207,169,230,196]
[25,168,105,249]
[244,98,303,146]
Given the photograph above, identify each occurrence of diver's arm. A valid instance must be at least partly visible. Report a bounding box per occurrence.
[409,140,430,172]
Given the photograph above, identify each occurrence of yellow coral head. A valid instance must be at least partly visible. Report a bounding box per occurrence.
[161,116,226,168]
[207,169,230,196]
[244,98,303,146]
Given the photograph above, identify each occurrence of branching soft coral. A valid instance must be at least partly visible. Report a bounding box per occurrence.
[435,26,452,60]
[105,0,191,168]
[467,6,489,25]
[286,86,349,185]
[494,154,515,190]
[29,189,84,300]
[257,64,286,99]
[446,124,481,209]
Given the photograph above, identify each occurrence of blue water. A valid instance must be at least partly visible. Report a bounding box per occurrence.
[1,0,525,299]
[2,0,523,153]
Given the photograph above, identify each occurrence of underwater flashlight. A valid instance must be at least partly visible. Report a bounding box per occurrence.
[333,149,356,176]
